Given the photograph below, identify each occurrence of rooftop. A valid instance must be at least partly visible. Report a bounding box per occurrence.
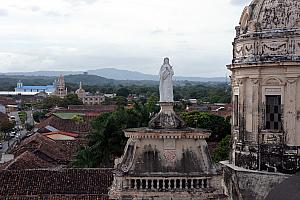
[0,168,113,199]
[16,85,54,90]
[53,112,85,120]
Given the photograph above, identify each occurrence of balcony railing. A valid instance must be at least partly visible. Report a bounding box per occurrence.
[123,177,211,191]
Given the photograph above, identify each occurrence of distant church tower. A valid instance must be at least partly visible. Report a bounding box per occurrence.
[17,80,23,88]
[53,75,67,98]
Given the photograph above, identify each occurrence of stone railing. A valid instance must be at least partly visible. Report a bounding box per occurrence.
[123,177,211,191]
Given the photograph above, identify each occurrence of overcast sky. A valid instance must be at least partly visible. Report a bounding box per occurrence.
[0,0,251,77]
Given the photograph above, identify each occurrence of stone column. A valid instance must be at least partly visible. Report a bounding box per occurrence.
[250,78,260,143]
[286,77,298,146]
[237,77,247,144]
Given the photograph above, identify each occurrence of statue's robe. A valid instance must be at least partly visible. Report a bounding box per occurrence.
[159,64,174,102]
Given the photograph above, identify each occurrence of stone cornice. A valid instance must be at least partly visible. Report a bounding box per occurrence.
[124,128,211,139]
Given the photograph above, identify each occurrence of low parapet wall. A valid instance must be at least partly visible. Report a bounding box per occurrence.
[221,161,290,200]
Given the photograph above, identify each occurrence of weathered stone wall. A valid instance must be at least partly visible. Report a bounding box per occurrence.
[221,161,290,200]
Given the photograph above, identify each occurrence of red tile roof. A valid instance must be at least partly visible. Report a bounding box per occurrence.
[0,97,16,106]
[12,133,82,165]
[36,115,94,135]
[0,168,113,199]
[1,151,55,170]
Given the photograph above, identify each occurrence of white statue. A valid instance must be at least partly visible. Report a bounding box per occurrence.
[159,57,174,102]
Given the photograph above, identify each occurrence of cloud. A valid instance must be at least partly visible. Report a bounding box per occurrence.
[0,52,56,71]
[230,0,251,6]
[0,0,248,76]
[64,0,99,6]
[0,9,8,16]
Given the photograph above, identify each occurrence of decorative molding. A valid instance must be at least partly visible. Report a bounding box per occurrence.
[286,77,299,84]
[262,76,284,86]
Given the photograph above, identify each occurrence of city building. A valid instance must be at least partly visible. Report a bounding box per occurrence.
[52,75,67,98]
[0,75,67,97]
[75,82,105,105]
[15,80,55,94]
[222,0,300,199]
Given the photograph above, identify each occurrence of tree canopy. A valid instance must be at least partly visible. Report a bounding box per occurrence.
[181,111,231,141]
[72,100,159,168]
[35,94,83,109]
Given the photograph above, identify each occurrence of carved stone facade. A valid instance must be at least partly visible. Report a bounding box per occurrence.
[234,0,300,64]
[228,0,300,174]
[222,1,300,199]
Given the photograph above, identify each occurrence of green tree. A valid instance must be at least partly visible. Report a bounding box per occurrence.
[212,135,231,162]
[18,112,27,124]
[116,87,131,97]
[33,110,48,123]
[38,96,62,109]
[181,111,231,141]
[114,96,128,107]
[0,120,14,133]
[73,102,158,168]
[60,94,83,108]
[145,95,159,117]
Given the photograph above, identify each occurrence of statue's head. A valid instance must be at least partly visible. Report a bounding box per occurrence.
[163,57,170,65]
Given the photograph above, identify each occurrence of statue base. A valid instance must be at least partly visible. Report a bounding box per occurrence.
[109,127,222,200]
[148,102,186,129]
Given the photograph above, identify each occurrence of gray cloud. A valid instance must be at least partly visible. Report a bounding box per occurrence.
[0,9,8,17]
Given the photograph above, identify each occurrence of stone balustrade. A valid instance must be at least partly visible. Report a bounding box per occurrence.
[123,177,211,191]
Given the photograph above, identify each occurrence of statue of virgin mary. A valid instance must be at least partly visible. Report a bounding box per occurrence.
[159,57,174,102]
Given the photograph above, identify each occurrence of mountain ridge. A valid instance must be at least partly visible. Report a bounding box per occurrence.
[1,68,226,82]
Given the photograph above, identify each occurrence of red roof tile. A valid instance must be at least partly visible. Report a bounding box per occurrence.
[0,168,113,199]
[36,115,94,135]
[12,133,82,165]
[1,151,55,170]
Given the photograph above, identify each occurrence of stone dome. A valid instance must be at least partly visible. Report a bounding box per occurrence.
[232,0,300,64]
[75,82,86,98]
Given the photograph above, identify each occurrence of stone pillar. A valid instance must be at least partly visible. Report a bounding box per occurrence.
[237,77,247,144]
[286,77,298,146]
[250,78,260,143]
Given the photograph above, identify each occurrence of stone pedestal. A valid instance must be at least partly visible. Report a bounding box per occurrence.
[148,102,185,129]
[109,103,224,200]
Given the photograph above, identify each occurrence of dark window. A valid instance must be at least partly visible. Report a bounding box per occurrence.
[265,95,282,131]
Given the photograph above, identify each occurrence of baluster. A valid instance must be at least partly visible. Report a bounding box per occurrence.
[145,179,148,189]
[196,179,200,189]
[134,179,137,189]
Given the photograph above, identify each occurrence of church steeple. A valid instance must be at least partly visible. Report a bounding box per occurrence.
[17,80,23,88]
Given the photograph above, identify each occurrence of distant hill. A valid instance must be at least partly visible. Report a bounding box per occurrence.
[87,68,226,82]
[1,68,226,82]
